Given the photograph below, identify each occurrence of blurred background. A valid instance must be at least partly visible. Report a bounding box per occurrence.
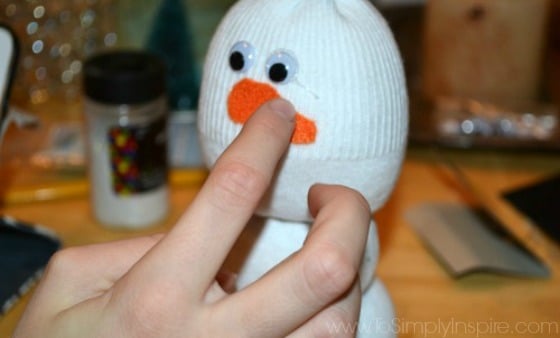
[0,0,237,170]
[0,0,233,105]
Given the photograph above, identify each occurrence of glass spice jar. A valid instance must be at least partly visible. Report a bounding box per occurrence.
[83,50,169,228]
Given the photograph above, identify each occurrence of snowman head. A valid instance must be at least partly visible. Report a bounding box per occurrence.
[198,0,408,222]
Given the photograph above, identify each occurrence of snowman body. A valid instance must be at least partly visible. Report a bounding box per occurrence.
[198,1,407,337]
[223,217,395,337]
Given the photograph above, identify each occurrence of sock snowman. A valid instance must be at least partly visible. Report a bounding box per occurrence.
[198,0,408,336]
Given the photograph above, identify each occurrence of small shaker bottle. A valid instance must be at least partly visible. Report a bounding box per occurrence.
[83,51,169,228]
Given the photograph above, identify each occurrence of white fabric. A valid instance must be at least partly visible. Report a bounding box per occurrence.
[199,0,408,221]
[223,217,395,338]
[198,1,407,337]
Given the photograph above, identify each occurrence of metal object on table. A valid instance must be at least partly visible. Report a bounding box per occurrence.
[409,97,560,151]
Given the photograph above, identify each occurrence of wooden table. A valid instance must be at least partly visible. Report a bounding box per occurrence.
[1,145,560,337]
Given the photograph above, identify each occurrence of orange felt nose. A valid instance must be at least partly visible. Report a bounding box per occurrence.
[227,78,317,144]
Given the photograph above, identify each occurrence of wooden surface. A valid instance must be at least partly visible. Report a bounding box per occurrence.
[1,148,560,337]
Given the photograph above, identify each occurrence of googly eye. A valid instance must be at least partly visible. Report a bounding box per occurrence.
[266,50,298,84]
[229,41,256,73]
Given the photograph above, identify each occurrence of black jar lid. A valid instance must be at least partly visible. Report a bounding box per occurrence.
[84,50,166,105]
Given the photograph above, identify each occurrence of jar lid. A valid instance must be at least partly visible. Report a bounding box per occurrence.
[84,50,166,105]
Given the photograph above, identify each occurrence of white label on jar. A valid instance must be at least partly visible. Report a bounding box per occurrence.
[107,117,167,195]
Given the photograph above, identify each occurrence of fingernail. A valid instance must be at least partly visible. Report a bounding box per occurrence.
[217,270,238,293]
[269,99,296,121]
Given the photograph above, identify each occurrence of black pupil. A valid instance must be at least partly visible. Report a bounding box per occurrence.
[230,51,245,71]
[269,63,288,83]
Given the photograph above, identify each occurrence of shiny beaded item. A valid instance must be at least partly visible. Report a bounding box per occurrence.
[0,0,118,104]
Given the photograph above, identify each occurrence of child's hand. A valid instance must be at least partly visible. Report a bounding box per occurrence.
[14,99,370,338]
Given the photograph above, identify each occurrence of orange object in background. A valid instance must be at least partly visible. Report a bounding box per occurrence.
[422,0,551,103]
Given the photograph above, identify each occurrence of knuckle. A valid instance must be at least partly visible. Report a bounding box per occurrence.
[211,161,268,210]
[127,293,165,325]
[239,315,274,338]
[337,187,371,217]
[121,286,183,335]
[44,247,82,277]
[303,244,357,304]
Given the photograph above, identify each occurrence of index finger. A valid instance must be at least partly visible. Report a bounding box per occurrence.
[131,99,296,295]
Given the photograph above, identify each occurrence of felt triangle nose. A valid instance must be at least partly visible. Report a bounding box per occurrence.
[227,78,317,144]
